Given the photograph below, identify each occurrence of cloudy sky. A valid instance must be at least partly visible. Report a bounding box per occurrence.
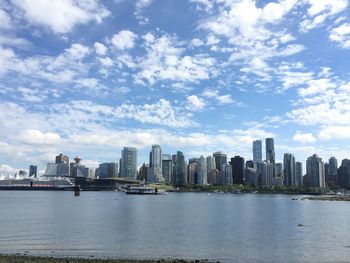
[1,0,350,175]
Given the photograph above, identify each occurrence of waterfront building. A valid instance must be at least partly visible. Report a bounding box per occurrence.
[45,163,70,177]
[327,157,338,184]
[213,152,227,172]
[337,159,350,188]
[175,151,187,186]
[296,162,303,186]
[147,145,164,183]
[197,155,207,185]
[138,163,148,181]
[246,160,255,169]
[265,138,275,177]
[275,163,283,178]
[70,156,89,177]
[223,163,233,185]
[55,153,69,164]
[162,154,173,184]
[253,140,262,162]
[29,165,37,178]
[272,177,283,186]
[207,169,219,185]
[284,153,296,186]
[258,161,273,187]
[188,162,198,184]
[305,154,325,188]
[231,156,245,184]
[98,162,118,178]
[206,156,216,172]
[245,168,259,187]
[120,147,137,178]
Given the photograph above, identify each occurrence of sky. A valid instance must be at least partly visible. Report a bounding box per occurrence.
[0,0,350,175]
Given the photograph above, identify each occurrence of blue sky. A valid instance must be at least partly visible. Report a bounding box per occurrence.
[0,0,350,175]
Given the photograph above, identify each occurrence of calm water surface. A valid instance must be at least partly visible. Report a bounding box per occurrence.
[0,191,349,262]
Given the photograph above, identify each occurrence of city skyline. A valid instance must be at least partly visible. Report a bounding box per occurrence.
[1,0,350,175]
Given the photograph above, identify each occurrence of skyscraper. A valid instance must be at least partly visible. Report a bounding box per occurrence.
[120,147,137,178]
[213,152,227,171]
[188,162,198,184]
[296,161,303,186]
[305,154,325,188]
[265,138,275,164]
[328,157,338,184]
[258,161,273,187]
[147,145,164,183]
[175,151,186,186]
[197,156,207,185]
[162,154,173,184]
[98,162,118,178]
[337,159,350,188]
[55,153,69,164]
[253,140,262,162]
[284,153,296,186]
[231,156,245,184]
[29,165,37,178]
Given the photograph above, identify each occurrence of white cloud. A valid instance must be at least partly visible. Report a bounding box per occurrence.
[135,0,154,15]
[136,34,216,85]
[300,0,348,32]
[115,99,196,128]
[293,132,317,143]
[187,95,206,111]
[202,89,235,105]
[318,126,350,140]
[217,94,233,104]
[11,0,110,33]
[298,78,336,97]
[0,8,12,29]
[111,30,137,50]
[94,42,108,55]
[329,23,350,49]
[65,43,90,60]
[0,164,19,175]
[18,130,61,145]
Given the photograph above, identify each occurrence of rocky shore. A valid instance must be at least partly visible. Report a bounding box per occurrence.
[0,255,213,263]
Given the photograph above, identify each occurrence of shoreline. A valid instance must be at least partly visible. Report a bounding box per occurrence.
[0,254,213,263]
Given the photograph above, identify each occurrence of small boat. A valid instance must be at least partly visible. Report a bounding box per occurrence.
[125,186,166,195]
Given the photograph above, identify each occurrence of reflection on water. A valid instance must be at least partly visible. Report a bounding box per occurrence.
[0,191,349,262]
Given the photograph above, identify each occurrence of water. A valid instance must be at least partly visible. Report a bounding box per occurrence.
[0,191,349,262]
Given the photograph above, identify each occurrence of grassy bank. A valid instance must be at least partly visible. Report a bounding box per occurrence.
[0,255,212,263]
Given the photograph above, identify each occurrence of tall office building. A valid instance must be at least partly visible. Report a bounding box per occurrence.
[266,138,275,177]
[55,153,69,164]
[305,154,325,188]
[275,162,283,177]
[258,161,273,187]
[213,152,227,172]
[29,165,37,178]
[206,156,216,172]
[120,147,137,178]
[70,156,89,177]
[175,151,186,186]
[328,157,338,183]
[188,162,198,184]
[231,156,245,184]
[197,156,207,185]
[284,153,296,186]
[265,138,275,164]
[98,162,118,178]
[147,145,164,183]
[222,163,233,185]
[253,140,262,162]
[296,161,303,186]
[245,167,259,187]
[337,159,350,188]
[162,154,173,184]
